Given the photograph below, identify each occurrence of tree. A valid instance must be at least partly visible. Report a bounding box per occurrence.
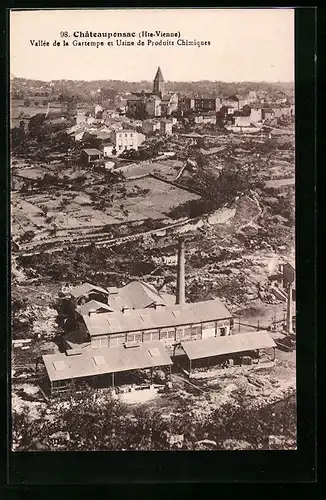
[11,297,36,339]
[11,127,26,150]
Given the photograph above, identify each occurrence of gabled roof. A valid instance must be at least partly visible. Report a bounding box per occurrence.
[76,300,115,315]
[96,131,112,141]
[181,331,276,361]
[70,282,109,299]
[82,298,233,337]
[82,148,102,156]
[120,281,166,309]
[43,341,172,382]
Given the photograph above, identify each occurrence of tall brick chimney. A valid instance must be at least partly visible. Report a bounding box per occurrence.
[176,238,185,305]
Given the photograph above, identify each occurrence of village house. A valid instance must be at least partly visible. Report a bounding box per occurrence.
[242,105,263,124]
[160,119,174,135]
[80,148,103,164]
[221,95,246,111]
[180,96,221,113]
[94,104,103,118]
[76,111,86,126]
[126,93,148,118]
[102,109,120,120]
[262,107,274,121]
[142,119,161,135]
[219,105,235,118]
[272,105,294,119]
[110,129,145,154]
[194,97,221,113]
[103,120,123,131]
[233,113,251,128]
[246,90,258,103]
[102,141,116,157]
[160,92,179,116]
[194,112,217,125]
[145,95,162,118]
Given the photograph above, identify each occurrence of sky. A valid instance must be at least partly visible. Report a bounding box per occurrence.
[10,8,294,82]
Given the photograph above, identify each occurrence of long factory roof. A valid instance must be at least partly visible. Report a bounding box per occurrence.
[181,331,276,361]
[82,298,233,337]
[43,341,172,382]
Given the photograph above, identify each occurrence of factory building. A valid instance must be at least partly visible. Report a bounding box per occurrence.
[42,239,276,396]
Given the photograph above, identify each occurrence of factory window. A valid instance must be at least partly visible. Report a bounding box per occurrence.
[159,330,167,340]
[109,336,118,347]
[176,327,186,339]
[125,133,127,137]
[127,332,141,343]
[143,332,151,343]
[191,325,202,337]
[167,329,175,340]
[202,322,215,330]
[93,336,108,348]
[150,330,159,341]
[183,327,192,338]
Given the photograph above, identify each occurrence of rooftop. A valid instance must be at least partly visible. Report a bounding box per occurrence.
[82,148,102,156]
[73,281,174,315]
[120,281,167,309]
[181,331,276,361]
[76,300,115,315]
[82,298,233,337]
[43,341,172,382]
[70,282,110,299]
[113,129,137,134]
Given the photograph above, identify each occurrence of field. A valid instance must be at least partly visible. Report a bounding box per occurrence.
[11,173,201,247]
[11,103,63,128]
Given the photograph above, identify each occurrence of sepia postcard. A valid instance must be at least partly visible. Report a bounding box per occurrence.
[10,8,297,454]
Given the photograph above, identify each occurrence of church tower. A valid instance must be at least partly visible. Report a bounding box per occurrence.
[153,66,165,97]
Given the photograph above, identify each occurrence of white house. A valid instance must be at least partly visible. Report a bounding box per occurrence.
[110,130,145,154]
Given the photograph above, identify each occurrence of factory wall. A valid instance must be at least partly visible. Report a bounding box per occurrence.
[90,319,231,349]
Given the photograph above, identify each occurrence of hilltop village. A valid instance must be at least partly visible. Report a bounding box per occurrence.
[11,68,296,451]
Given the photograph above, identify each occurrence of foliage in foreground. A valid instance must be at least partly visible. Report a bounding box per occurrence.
[12,388,296,451]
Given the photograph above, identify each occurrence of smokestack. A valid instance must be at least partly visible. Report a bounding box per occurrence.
[286,282,294,335]
[176,238,185,305]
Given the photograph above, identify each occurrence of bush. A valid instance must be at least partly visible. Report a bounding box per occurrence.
[12,388,296,451]
[11,297,36,339]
